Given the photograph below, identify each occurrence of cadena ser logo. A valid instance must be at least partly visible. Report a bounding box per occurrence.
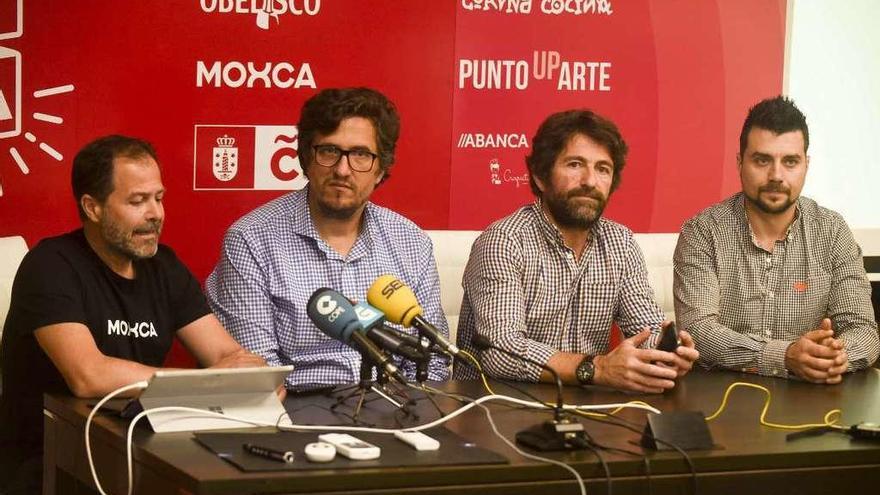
[0,0,75,197]
[193,124,308,191]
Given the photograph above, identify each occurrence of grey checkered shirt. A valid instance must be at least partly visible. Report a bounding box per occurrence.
[454,201,665,381]
[205,187,450,389]
[673,193,879,377]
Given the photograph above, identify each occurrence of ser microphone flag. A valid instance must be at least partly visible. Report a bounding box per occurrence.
[367,274,460,357]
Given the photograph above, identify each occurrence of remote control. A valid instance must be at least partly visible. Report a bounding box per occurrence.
[304,442,336,463]
[394,430,440,451]
[317,433,381,460]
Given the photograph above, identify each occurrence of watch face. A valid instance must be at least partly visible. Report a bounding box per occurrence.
[577,358,594,384]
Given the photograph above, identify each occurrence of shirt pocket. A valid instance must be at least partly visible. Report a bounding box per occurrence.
[777,271,832,334]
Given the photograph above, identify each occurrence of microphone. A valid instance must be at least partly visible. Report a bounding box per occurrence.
[306,288,406,384]
[367,274,460,357]
[353,301,427,362]
[471,334,564,419]
[471,334,587,452]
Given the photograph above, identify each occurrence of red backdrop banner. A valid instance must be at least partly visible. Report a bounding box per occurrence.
[0,0,785,282]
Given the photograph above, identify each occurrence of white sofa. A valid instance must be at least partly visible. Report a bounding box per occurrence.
[427,229,880,344]
[0,236,29,341]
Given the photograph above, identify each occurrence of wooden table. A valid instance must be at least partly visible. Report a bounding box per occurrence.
[43,369,880,494]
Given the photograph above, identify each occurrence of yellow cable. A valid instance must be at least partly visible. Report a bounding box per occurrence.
[456,354,841,430]
[460,350,654,418]
[460,350,498,396]
[574,400,657,419]
[704,381,842,430]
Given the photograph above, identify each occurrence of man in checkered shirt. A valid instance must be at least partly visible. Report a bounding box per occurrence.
[454,110,699,393]
[674,96,879,382]
[206,88,450,390]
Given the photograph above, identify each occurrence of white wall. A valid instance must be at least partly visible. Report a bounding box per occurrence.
[786,0,880,228]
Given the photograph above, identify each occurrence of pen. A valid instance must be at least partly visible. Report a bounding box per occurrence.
[242,443,294,463]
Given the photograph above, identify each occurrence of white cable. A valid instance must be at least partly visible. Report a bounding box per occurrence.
[89,386,658,494]
[84,381,149,495]
[476,401,587,495]
[370,385,403,408]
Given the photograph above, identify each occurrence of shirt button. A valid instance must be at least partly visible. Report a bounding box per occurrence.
[772,370,778,375]
[768,291,774,298]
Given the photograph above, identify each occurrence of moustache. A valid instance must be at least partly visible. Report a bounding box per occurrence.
[566,188,605,202]
[133,221,162,235]
[759,183,790,194]
[325,180,354,190]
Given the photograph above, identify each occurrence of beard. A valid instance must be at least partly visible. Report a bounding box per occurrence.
[744,182,796,214]
[312,179,364,220]
[543,185,608,229]
[101,216,162,260]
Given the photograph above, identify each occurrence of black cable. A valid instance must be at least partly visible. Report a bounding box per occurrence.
[575,436,613,495]
[578,421,652,495]
[459,352,556,410]
[582,412,697,495]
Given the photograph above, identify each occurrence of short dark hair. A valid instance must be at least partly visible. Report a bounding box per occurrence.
[71,135,157,221]
[297,87,400,184]
[739,95,809,157]
[526,109,628,196]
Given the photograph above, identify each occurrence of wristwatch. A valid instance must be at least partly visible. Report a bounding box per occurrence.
[575,355,596,385]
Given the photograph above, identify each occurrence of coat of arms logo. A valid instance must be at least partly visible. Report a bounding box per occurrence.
[213,135,238,181]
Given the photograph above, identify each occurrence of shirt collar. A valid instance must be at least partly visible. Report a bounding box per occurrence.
[532,198,602,253]
[290,185,375,261]
[734,192,805,248]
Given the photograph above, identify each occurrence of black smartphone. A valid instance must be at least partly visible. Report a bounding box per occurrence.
[656,322,680,352]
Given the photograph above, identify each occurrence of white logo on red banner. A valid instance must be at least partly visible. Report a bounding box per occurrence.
[194,124,307,191]
[489,159,501,185]
[458,132,528,148]
[196,60,316,89]
[0,0,75,197]
[199,0,322,30]
[458,50,611,92]
[460,0,613,16]
[487,158,529,188]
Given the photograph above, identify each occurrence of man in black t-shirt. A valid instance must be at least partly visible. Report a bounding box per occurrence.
[0,135,268,495]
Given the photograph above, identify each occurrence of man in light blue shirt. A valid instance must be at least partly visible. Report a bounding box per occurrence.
[206,88,450,389]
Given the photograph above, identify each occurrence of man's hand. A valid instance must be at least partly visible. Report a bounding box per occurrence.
[208,348,268,369]
[785,318,848,384]
[666,327,700,377]
[593,329,679,394]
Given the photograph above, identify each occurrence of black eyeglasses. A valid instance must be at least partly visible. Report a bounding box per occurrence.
[312,144,378,172]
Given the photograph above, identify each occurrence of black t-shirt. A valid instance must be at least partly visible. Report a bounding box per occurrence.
[0,229,210,460]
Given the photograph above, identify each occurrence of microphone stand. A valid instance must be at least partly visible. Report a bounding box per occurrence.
[471,336,589,451]
[412,339,444,418]
[330,349,413,422]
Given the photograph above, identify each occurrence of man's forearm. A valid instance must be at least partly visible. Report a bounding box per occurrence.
[543,351,583,385]
[68,355,160,398]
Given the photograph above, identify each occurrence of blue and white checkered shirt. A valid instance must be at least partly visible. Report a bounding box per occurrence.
[205,187,450,389]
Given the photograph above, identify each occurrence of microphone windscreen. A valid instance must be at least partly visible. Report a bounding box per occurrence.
[367,274,423,327]
[306,288,360,342]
